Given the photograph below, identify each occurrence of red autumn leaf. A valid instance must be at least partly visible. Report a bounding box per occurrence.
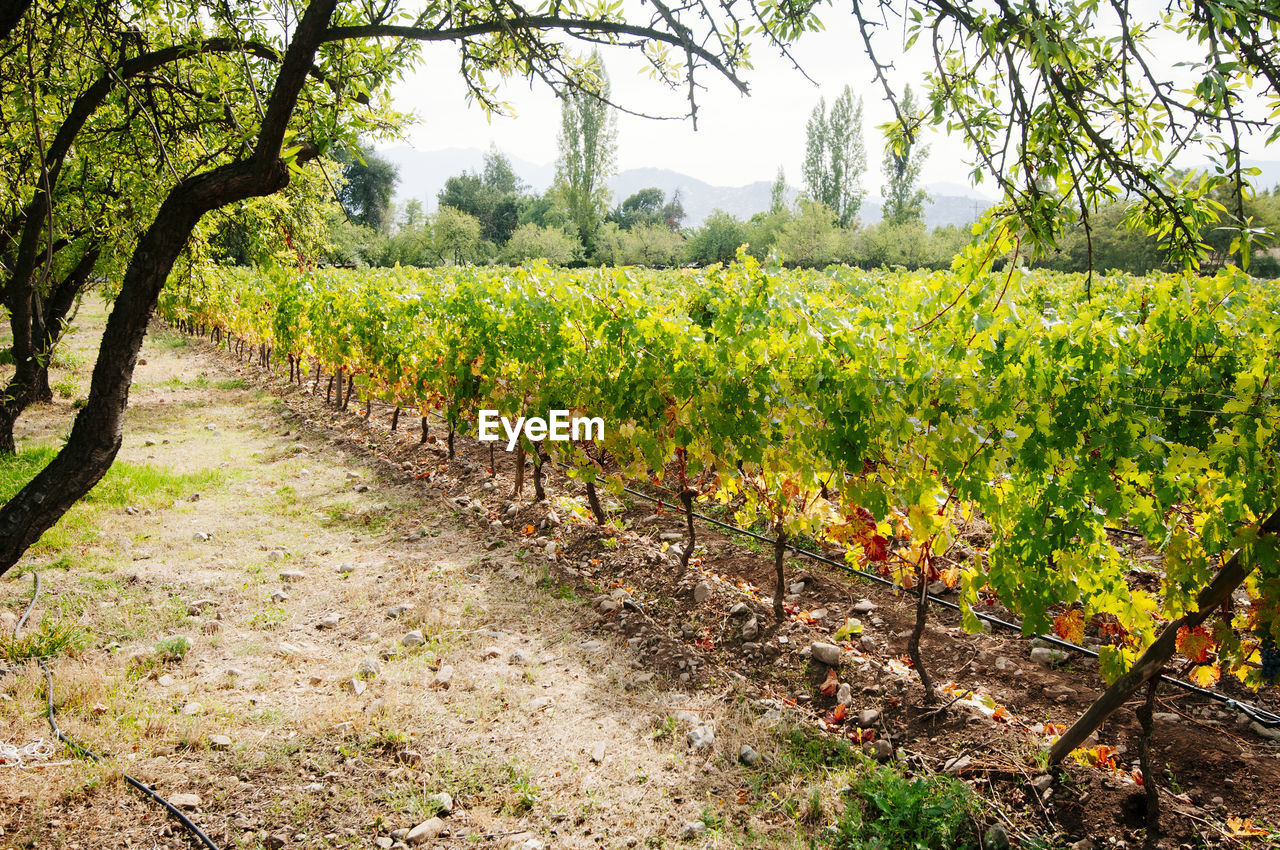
[819,669,840,696]
[1176,625,1215,663]
[831,703,847,722]
[1053,609,1085,644]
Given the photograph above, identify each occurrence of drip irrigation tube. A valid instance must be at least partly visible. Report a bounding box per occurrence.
[8,572,221,850]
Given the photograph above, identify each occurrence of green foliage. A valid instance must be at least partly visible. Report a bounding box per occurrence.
[684,211,748,266]
[437,147,527,245]
[338,145,400,233]
[504,222,581,265]
[775,200,841,267]
[826,758,980,849]
[594,222,685,267]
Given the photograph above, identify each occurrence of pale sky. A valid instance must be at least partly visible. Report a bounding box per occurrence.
[384,12,993,194]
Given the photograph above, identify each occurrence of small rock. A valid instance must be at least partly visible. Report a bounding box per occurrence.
[1250,720,1280,740]
[158,674,175,687]
[516,840,545,850]
[279,570,306,583]
[375,838,393,849]
[856,709,880,728]
[192,532,210,543]
[405,817,445,844]
[1153,712,1182,724]
[738,744,759,766]
[528,697,555,712]
[346,678,367,696]
[680,821,707,839]
[353,484,370,493]
[789,580,806,594]
[509,649,529,665]
[402,631,425,647]
[852,599,876,614]
[427,791,453,813]
[387,605,411,619]
[169,792,201,810]
[943,754,972,773]
[1029,647,1067,667]
[356,657,380,677]
[431,666,454,689]
[864,739,893,761]
[270,589,289,603]
[741,618,759,640]
[859,634,877,653]
[729,602,750,618]
[481,646,502,660]
[836,683,853,706]
[983,823,1010,850]
[686,724,715,751]
[810,642,842,666]
[545,510,561,528]
[1031,774,1053,793]
[1069,840,1095,850]
[359,632,380,644]
[208,734,232,750]
[590,742,606,763]
[182,702,204,716]
[693,581,712,604]
[264,836,287,850]
[658,532,683,542]
[316,613,340,630]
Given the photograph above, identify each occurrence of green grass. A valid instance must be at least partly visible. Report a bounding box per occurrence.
[0,445,221,569]
[0,614,87,662]
[824,755,981,850]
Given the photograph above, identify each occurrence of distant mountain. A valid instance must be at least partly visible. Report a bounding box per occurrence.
[379,144,993,229]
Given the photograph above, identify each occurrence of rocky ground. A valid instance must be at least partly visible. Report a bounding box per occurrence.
[1,302,1278,850]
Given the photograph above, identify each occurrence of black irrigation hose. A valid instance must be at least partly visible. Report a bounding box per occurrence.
[9,572,221,850]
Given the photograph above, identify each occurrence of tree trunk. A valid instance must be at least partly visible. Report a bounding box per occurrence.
[1048,505,1280,763]
[447,417,455,459]
[391,406,400,431]
[420,415,429,444]
[907,563,938,705]
[0,0,337,577]
[1137,679,1161,848]
[342,374,355,410]
[773,529,787,622]
[533,448,546,502]
[326,372,335,403]
[679,490,696,568]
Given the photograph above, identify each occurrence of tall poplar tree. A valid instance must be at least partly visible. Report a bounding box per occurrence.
[554,52,617,248]
[802,85,866,227]
[881,85,930,225]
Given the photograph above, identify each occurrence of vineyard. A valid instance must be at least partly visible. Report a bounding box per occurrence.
[160,258,1280,760]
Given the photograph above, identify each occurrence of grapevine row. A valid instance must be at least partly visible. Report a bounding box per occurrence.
[159,257,1280,759]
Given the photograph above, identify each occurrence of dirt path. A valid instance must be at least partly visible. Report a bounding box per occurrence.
[0,307,787,849]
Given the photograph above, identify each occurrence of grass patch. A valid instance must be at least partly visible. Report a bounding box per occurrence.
[0,446,221,567]
[0,615,86,662]
[824,755,982,849]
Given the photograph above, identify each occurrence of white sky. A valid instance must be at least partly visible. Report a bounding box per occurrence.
[383,12,994,194]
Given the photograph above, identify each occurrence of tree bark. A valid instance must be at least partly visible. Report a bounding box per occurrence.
[1048,505,1280,763]
[585,480,606,525]
[0,0,338,577]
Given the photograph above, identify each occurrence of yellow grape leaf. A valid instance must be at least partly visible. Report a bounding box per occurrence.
[1188,662,1221,687]
[1226,817,1269,838]
[1053,609,1086,644]
[832,618,864,641]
